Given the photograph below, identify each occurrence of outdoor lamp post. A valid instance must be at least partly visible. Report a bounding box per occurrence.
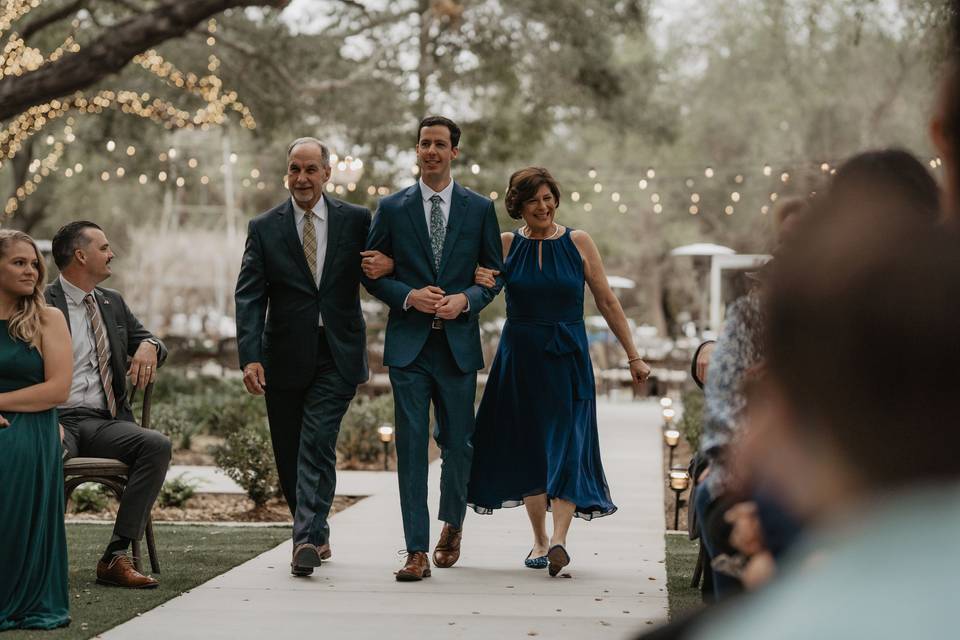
[669,468,691,531]
[377,424,394,471]
[663,429,681,467]
[662,407,676,428]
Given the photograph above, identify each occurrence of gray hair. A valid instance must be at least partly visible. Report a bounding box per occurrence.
[286,137,330,167]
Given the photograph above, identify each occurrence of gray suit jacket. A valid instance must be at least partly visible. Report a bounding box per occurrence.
[45,280,167,423]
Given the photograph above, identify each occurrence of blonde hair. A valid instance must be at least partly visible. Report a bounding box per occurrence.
[0,230,47,346]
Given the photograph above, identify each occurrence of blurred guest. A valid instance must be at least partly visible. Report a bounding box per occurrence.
[825,148,941,221]
[47,221,170,589]
[467,167,651,576]
[930,59,960,218]
[0,230,72,630]
[694,196,808,599]
[689,201,960,640]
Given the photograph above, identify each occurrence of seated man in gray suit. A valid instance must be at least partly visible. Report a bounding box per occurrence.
[47,221,171,589]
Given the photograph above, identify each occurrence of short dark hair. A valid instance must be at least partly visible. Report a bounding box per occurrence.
[417,115,461,148]
[51,221,102,270]
[828,149,940,220]
[504,167,561,220]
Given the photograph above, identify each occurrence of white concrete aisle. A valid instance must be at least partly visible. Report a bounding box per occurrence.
[102,400,667,640]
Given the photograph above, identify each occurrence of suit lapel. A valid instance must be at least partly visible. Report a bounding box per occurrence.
[47,281,71,335]
[403,184,435,273]
[278,199,317,286]
[318,195,344,291]
[438,182,469,276]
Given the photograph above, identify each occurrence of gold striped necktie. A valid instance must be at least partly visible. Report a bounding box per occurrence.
[302,209,318,284]
[82,294,118,418]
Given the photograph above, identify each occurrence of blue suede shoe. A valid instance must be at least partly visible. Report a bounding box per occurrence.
[524,549,549,569]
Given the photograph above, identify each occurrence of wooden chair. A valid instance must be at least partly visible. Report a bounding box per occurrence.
[63,381,160,574]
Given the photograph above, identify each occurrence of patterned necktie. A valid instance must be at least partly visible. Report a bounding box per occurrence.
[82,294,118,418]
[429,194,445,272]
[302,209,318,284]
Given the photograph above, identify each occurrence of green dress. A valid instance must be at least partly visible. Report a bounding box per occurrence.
[0,320,70,630]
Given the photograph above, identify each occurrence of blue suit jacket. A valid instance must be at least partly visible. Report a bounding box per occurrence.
[363,181,504,372]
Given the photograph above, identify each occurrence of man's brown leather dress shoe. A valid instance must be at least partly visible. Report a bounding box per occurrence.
[318,543,332,560]
[96,555,159,589]
[433,524,462,568]
[395,551,431,581]
[291,543,323,576]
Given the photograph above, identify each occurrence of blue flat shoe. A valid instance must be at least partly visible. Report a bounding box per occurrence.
[524,549,549,569]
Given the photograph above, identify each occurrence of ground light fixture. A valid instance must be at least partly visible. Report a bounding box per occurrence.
[663,429,681,467]
[660,396,673,408]
[662,407,676,427]
[669,468,691,531]
[378,424,395,471]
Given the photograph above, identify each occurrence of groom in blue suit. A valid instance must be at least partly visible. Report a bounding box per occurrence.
[363,116,504,581]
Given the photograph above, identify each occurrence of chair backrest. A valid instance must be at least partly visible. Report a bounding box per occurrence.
[127,381,155,430]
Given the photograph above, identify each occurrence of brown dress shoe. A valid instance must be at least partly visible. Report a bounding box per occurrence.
[318,543,332,560]
[96,555,159,589]
[395,551,431,582]
[291,543,323,576]
[433,523,462,568]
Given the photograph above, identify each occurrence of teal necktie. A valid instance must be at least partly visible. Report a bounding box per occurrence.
[429,194,445,271]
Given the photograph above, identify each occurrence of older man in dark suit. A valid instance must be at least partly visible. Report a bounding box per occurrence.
[235,137,387,577]
[46,221,171,589]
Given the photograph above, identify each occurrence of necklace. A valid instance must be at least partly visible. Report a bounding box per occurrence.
[522,223,561,240]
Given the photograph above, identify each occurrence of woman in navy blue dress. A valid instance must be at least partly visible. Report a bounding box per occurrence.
[467,167,650,576]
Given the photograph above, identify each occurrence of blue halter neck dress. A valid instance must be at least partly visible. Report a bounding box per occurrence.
[467,228,616,520]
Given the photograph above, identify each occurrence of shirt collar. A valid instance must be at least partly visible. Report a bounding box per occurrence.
[59,274,93,305]
[291,195,327,222]
[419,178,455,204]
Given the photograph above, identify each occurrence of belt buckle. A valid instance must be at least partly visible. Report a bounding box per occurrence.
[431,317,443,330]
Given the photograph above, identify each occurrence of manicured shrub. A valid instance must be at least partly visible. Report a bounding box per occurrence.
[158,474,199,508]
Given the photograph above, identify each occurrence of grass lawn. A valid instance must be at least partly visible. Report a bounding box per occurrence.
[6,523,290,640]
[665,533,704,621]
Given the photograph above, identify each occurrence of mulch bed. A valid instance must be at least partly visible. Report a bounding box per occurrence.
[68,494,362,523]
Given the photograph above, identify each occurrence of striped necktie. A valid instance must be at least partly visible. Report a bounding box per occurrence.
[302,209,318,284]
[82,294,118,418]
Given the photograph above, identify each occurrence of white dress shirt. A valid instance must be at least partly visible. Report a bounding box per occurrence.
[292,196,327,326]
[419,177,454,234]
[59,275,109,411]
[403,178,468,313]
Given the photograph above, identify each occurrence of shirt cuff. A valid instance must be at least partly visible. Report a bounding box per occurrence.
[403,292,412,311]
[462,295,470,313]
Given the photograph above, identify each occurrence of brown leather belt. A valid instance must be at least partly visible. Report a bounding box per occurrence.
[431,318,444,330]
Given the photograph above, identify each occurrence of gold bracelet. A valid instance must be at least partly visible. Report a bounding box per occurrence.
[627,356,643,363]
